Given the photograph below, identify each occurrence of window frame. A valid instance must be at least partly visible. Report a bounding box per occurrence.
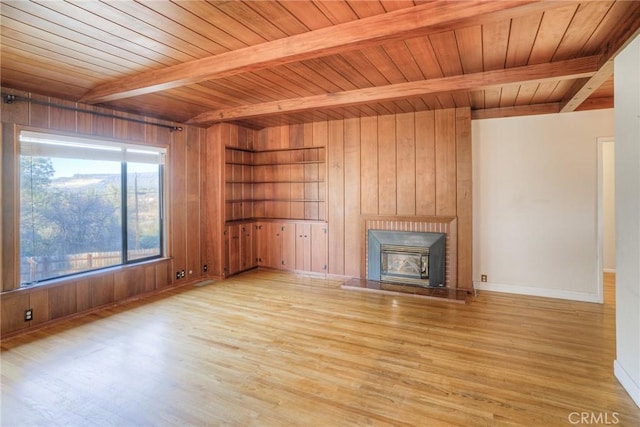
[17,129,167,287]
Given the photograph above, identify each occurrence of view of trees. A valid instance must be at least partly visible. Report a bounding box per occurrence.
[20,156,161,284]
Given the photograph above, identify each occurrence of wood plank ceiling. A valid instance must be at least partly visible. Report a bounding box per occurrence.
[1,1,639,129]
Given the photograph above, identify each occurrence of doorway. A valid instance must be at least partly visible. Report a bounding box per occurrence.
[597,137,615,304]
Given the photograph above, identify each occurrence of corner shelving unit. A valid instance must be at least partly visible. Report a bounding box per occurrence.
[225,146,326,222]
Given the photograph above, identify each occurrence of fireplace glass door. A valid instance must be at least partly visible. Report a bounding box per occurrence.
[380,244,430,286]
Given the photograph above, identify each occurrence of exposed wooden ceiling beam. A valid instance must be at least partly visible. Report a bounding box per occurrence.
[188,56,600,125]
[574,96,613,111]
[560,7,640,112]
[472,103,560,120]
[79,1,568,104]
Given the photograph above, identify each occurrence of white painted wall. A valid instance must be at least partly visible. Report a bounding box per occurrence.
[602,141,616,272]
[472,109,614,302]
[614,34,640,409]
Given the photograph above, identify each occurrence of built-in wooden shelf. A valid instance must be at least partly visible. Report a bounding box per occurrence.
[225,146,326,222]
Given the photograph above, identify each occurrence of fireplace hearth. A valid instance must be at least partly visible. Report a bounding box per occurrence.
[368,230,446,288]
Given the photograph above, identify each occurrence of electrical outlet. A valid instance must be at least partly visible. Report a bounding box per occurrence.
[180,270,186,278]
[24,308,33,322]
[176,271,181,280]
[203,264,208,272]
[481,274,487,282]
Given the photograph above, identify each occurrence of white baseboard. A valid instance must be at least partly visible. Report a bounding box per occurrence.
[614,360,640,408]
[603,268,617,274]
[473,281,601,303]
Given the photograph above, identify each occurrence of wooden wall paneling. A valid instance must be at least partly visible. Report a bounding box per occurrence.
[143,264,156,293]
[76,105,93,134]
[360,116,379,215]
[29,287,49,326]
[415,111,436,216]
[303,122,314,147]
[186,127,202,281]
[1,124,18,291]
[76,279,90,312]
[49,99,76,132]
[237,126,248,150]
[114,268,144,300]
[91,106,115,138]
[434,109,457,216]
[89,275,114,308]
[456,108,473,289]
[155,259,172,288]
[318,148,326,221]
[327,120,344,275]
[395,113,416,216]
[312,122,327,221]
[48,283,77,320]
[28,94,50,129]
[228,124,239,149]
[343,118,361,277]
[0,292,30,336]
[289,123,304,147]
[203,124,226,277]
[242,151,253,219]
[377,114,397,215]
[304,161,318,220]
[290,140,305,218]
[170,128,187,280]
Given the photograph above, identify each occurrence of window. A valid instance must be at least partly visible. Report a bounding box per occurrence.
[19,131,165,286]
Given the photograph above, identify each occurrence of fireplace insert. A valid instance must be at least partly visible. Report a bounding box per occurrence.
[368,230,446,288]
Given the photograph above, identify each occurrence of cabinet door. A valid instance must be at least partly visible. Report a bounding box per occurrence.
[240,224,254,270]
[311,223,328,274]
[295,223,311,271]
[267,222,282,269]
[255,223,266,266]
[227,224,241,275]
[280,223,296,270]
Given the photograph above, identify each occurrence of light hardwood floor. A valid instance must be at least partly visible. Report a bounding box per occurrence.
[1,271,638,426]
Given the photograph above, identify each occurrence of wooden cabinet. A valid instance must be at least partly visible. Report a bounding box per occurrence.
[224,222,257,276]
[255,221,296,270]
[252,220,327,274]
[310,223,328,274]
[295,222,328,273]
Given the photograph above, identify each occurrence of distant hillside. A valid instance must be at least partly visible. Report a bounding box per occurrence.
[51,172,159,192]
